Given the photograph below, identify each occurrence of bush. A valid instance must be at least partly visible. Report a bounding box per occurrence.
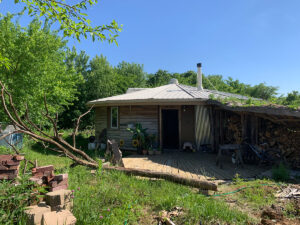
[272,163,290,182]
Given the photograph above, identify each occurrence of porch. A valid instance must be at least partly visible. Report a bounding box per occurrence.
[122,151,270,182]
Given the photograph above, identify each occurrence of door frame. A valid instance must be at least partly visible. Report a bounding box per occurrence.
[159,106,181,150]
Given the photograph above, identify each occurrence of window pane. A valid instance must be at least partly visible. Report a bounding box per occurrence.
[111,107,118,128]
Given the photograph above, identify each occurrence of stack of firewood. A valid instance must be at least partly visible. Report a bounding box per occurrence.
[30,165,69,191]
[0,155,24,180]
[258,121,300,169]
[225,114,300,169]
[226,115,243,144]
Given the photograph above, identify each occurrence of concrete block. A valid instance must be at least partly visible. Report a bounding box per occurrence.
[25,204,51,225]
[42,210,76,225]
[45,190,72,207]
[51,201,73,212]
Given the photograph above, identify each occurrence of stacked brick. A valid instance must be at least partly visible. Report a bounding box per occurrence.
[0,155,24,180]
[30,165,68,191]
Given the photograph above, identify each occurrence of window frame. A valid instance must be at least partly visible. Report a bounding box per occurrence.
[110,107,119,129]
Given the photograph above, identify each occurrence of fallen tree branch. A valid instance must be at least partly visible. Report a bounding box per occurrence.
[102,166,218,191]
[0,80,98,168]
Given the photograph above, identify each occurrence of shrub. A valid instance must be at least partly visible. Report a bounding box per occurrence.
[272,163,290,182]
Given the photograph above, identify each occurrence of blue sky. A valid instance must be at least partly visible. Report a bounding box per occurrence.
[1,0,300,95]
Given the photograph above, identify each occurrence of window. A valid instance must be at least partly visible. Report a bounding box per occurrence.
[111,107,118,128]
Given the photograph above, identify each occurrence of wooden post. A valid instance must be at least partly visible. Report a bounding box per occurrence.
[250,115,258,144]
[219,110,224,145]
[215,109,220,152]
[241,113,248,143]
[208,106,215,150]
[159,105,162,150]
[178,106,182,150]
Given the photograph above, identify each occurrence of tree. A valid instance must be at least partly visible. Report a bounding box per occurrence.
[0,15,82,123]
[58,47,91,129]
[246,83,278,100]
[280,91,300,107]
[146,70,172,87]
[114,61,146,94]
[10,0,122,43]
[86,55,117,101]
[177,71,197,86]
[202,75,233,92]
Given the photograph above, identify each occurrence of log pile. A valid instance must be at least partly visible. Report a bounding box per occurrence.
[30,165,69,191]
[226,114,242,144]
[0,155,24,180]
[225,113,300,169]
[258,121,300,169]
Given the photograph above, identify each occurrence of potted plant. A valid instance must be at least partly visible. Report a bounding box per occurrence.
[148,147,154,155]
[127,123,148,155]
[155,147,162,155]
[142,149,148,155]
[146,134,156,155]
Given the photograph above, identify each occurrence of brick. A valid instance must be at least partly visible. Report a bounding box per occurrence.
[13,155,24,161]
[4,160,20,166]
[45,175,55,183]
[25,204,51,225]
[29,177,44,185]
[43,170,54,177]
[0,165,8,170]
[45,190,72,207]
[49,178,68,188]
[0,173,17,180]
[32,172,44,178]
[54,174,68,181]
[0,170,17,174]
[0,155,13,161]
[0,169,18,180]
[42,210,76,225]
[32,165,54,174]
[49,181,57,187]
[7,165,20,170]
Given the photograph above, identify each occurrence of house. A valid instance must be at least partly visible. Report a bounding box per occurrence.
[87,63,300,169]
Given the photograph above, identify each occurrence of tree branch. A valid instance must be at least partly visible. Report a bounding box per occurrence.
[0,80,98,168]
[73,105,94,148]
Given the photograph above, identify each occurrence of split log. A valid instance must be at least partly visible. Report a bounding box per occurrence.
[102,166,218,191]
[106,139,124,167]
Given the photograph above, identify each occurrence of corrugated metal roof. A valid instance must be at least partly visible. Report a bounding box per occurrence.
[87,83,253,106]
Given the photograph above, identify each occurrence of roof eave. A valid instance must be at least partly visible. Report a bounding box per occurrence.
[86,98,206,107]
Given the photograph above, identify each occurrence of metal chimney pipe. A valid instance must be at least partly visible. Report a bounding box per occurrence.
[197,63,203,91]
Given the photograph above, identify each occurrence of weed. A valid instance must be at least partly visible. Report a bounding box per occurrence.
[272,163,290,182]
[0,175,46,225]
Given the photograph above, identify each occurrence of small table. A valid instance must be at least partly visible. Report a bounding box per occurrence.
[216,144,244,168]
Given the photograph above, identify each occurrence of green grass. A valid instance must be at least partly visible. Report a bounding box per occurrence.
[0,133,257,225]
[221,175,278,209]
[68,166,251,225]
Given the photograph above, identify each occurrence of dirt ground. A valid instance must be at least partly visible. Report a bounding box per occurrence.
[221,183,300,225]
